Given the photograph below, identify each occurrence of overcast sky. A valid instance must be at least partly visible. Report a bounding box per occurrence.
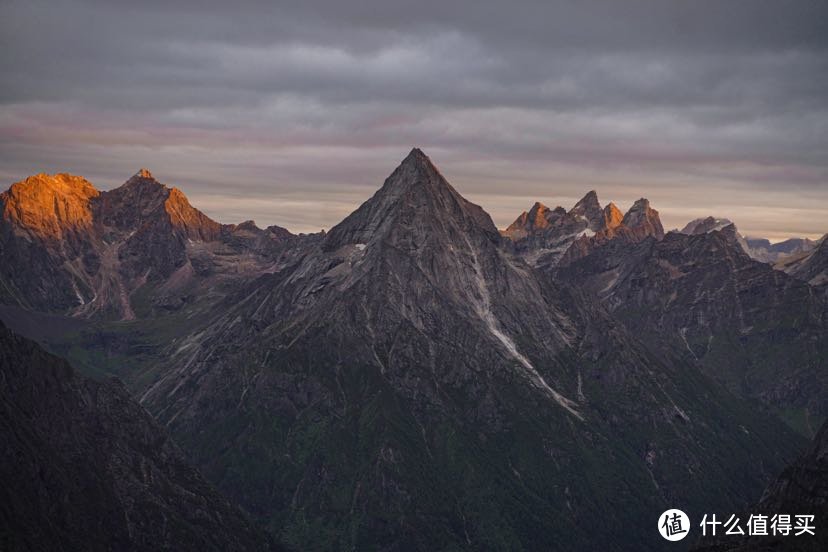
[1,0,826,240]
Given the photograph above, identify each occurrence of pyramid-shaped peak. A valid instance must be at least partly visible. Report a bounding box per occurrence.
[404,147,428,163]
[122,168,164,190]
[573,190,600,210]
[395,148,446,181]
[569,190,604,231]
[323,149,498,251]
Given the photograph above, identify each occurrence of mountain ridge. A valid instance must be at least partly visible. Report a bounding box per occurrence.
[0,169,296,319]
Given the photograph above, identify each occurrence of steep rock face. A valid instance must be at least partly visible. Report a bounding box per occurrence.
[138,150,803,551]
[0,321,275,552]
[779,235,828,292]
[0,174,101,312]
[620,198,664,241]
[602,202,624,230]
[556,227,828,431]
[568,190,605,231]
[502,201,559,240]
[97,170,223,277]
[0,173,99,241]
[324,148,501,250]
[0,170,294,319]
[96,172,194,282]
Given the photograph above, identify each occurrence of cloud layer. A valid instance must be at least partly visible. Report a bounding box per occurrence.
[1,0,826,240]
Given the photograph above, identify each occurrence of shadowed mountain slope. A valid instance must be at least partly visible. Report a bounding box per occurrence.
[0,321,276,552]
[556,226,828,435]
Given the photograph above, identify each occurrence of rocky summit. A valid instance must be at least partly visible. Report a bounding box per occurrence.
[503,189,666,270]
[0,170,296,319]
[0,149,825,551]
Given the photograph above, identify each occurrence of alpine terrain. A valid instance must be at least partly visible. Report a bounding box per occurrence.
[0,149,823,551]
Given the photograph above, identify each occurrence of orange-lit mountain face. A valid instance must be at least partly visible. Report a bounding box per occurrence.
[1,173,99,242]
[502,190,662,268]
[0,169,295,319]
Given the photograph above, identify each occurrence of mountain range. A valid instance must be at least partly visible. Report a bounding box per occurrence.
[1,149,825,551]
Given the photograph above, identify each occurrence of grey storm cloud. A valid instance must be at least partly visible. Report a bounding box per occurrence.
[1,0,826,240]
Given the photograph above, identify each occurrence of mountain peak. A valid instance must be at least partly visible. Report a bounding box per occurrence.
[121,169,166,194]
[394,147,446,185]
[573,190,599,209]
[621,198,664,240]
[402,147,429,164]
[569,190,604,231]
[603,202,624,230]
[1,173,99,240]
[503,202,555,239]
[323,149,498,251]
[681,216,734,235]
[527,201,550,225]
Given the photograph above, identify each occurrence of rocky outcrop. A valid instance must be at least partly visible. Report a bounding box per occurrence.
[568,190,605,231]
[502,190,626,268]
[602,202,624,230]
[557,198,665,267]
[504,191,666,269]
[620,198,664,241]
[779,235,828,292]
[502,201,559,240]
[0,321,276,552]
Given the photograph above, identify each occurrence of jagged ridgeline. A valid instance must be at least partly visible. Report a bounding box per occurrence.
[0,149,824,551]
[0,169,295,319]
